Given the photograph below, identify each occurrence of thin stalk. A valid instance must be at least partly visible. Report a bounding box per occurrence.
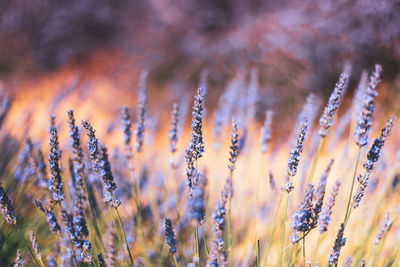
[278,193,289,267]
[308,138,324,184]
[194,226,200,260]
[344,146,361,224]
[113,207,134,265]
[173,254,179,267]
[200,223,209,256]
[227,169,234,266]
[256,239,260,267]
[262,192,284,266]
[302,234,306,267]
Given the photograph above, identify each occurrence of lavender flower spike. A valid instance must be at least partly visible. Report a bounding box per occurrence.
[287,120,308,178]
[82,120,99,170]
[48,116,64,203]
[135,70,148,153]
[319,74,348,137]
[228,118,239,172]
[169,103,180,153]
[98,145,121,208]
[318,180,341,233]
[189,87,205,160]
[30,231,42,262]
[165,218,177,254]
[328,223,346,265]
[0,183,16,224]
[354,64,382,147]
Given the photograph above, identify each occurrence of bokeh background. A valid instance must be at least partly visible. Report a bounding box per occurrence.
[0,0,399,136]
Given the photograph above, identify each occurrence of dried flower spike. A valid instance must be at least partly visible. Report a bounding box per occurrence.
[318,180,341,233]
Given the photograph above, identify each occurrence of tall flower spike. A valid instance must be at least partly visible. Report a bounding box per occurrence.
[135,70,148,153]
[189,87,205,160]
[0,182,17,224]
[34,200,61,235]
[260,110,273,153]
[82,120,99,170]
[121,106,133,155]
[354,65,382,147]
[354,116,396,208]
[169,103,180,153]
[318,180,341,233]
[207,179,229,267]
[165,218,177,254]
[290,183,314,243]
[319,74,348,137]
[98,145,120,208]
[328,223,346,265]
[228,119,239,171]
[48,116,64,203]
[287,120,308,178]
[30,231,42,262]
[68,110,84,171]
[311,159,334,228]
[374,212,392,245]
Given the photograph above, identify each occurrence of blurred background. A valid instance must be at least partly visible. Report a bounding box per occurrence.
[0,0,399,136]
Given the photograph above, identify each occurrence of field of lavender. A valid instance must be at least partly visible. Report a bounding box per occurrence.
[0,65,399,267]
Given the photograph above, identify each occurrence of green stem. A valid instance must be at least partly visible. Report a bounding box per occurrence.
[344,147,361,224]
[200,223,209,256]
[256,239,260,267]
[114,207,134,265]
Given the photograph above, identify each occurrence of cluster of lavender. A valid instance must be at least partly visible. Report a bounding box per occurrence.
[290,160,333,242]
[61,209,92,263]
